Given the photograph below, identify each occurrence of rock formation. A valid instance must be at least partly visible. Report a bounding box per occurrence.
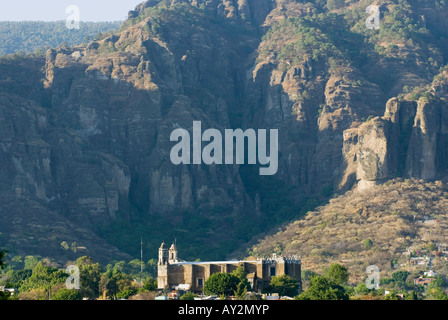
[1,0,448,262]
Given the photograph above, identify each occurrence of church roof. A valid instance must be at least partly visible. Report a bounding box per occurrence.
[171,260,258,265]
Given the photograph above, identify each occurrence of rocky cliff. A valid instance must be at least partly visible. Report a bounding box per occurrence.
[1,0,448,263]
[348,71,448,191]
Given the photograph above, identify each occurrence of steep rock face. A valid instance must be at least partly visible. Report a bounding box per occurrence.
[42,19,254,218]
[0,73,132,222]
[345,80,448,190]
[2,0,448,262]
[0,60,131,263]
[0,95,51,200]
[6,0,264,260]
[316,70,384,192]
[406,99,448,179]
[247,21,386,195]
[356,118,394,183]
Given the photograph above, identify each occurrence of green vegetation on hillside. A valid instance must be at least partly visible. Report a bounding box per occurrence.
[259,13,353,65]
[0,254,157,300]
[0,21,122,55]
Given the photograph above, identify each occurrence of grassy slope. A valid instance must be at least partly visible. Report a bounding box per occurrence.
[251,177,448,282]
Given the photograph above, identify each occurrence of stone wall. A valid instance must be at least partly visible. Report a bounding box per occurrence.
[158,256,302,294]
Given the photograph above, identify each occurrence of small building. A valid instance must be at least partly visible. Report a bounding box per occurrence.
[0,286,16,296]
[194,295,218,300]
[423,219,439,225]
[157,243,302,294]
[262,293,280,300]
[167,291,179,300]
[437,243,448,255]
[414,278,434,286]
[424,270,438,277]
[409,257,430,266]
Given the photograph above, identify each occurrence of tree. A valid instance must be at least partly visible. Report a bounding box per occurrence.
[204,273,240,296]
[116,276,134,295]
[405,291,419,300]
[146,259,158,278]
[52,288,83,300]
[391,270,410,286]
[427,242,437,252]
[296,275,349,300]
[354,282,370,296]
[180,291,198,300]
[234,281,248,300]
[0,251,9,301]
[24,256,40,270]
[0,21,121,55]
[0,250,5,269]
[5,269,32,289]
[384,291,400,300]
[116,289,138,300]
[326,0,345,10]
[10,255,24,269]
[363,238,374,250]
[302,270,318,281]
[0,291,9,301]
[266,274,299,297]
[428,276,445,289]
[76,256,101,299]
[18,288,47,300]
[111,261,126,275]
[99,275,119,299]
[19,262,66,299]
[60,241,69,251]
[323,263,349,286]
[427,287,448,300]
[231,266,251,291]
[143,277,157,291]
[128,259,142,276]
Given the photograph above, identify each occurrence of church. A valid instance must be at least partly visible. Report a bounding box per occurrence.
[157,242,302,294]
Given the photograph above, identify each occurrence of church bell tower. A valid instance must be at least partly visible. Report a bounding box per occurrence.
[169,243,178,264]
[157,242,169,289]
[158,242,169,265]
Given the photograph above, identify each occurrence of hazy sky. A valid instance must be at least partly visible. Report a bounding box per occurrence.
[0,0,145,22]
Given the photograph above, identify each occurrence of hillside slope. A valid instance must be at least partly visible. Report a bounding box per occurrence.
[251,177,448,281]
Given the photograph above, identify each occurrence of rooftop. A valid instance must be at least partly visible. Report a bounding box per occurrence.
[171,260,258,265]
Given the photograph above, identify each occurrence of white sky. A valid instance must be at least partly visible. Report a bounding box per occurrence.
[0,0,145,22]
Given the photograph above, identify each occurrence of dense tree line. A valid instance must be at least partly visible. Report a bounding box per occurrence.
[1,251,446,300]
[0,253,157,300]
[0,21,122,55]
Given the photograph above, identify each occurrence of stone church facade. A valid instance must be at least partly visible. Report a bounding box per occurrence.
[157,243,302,294]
